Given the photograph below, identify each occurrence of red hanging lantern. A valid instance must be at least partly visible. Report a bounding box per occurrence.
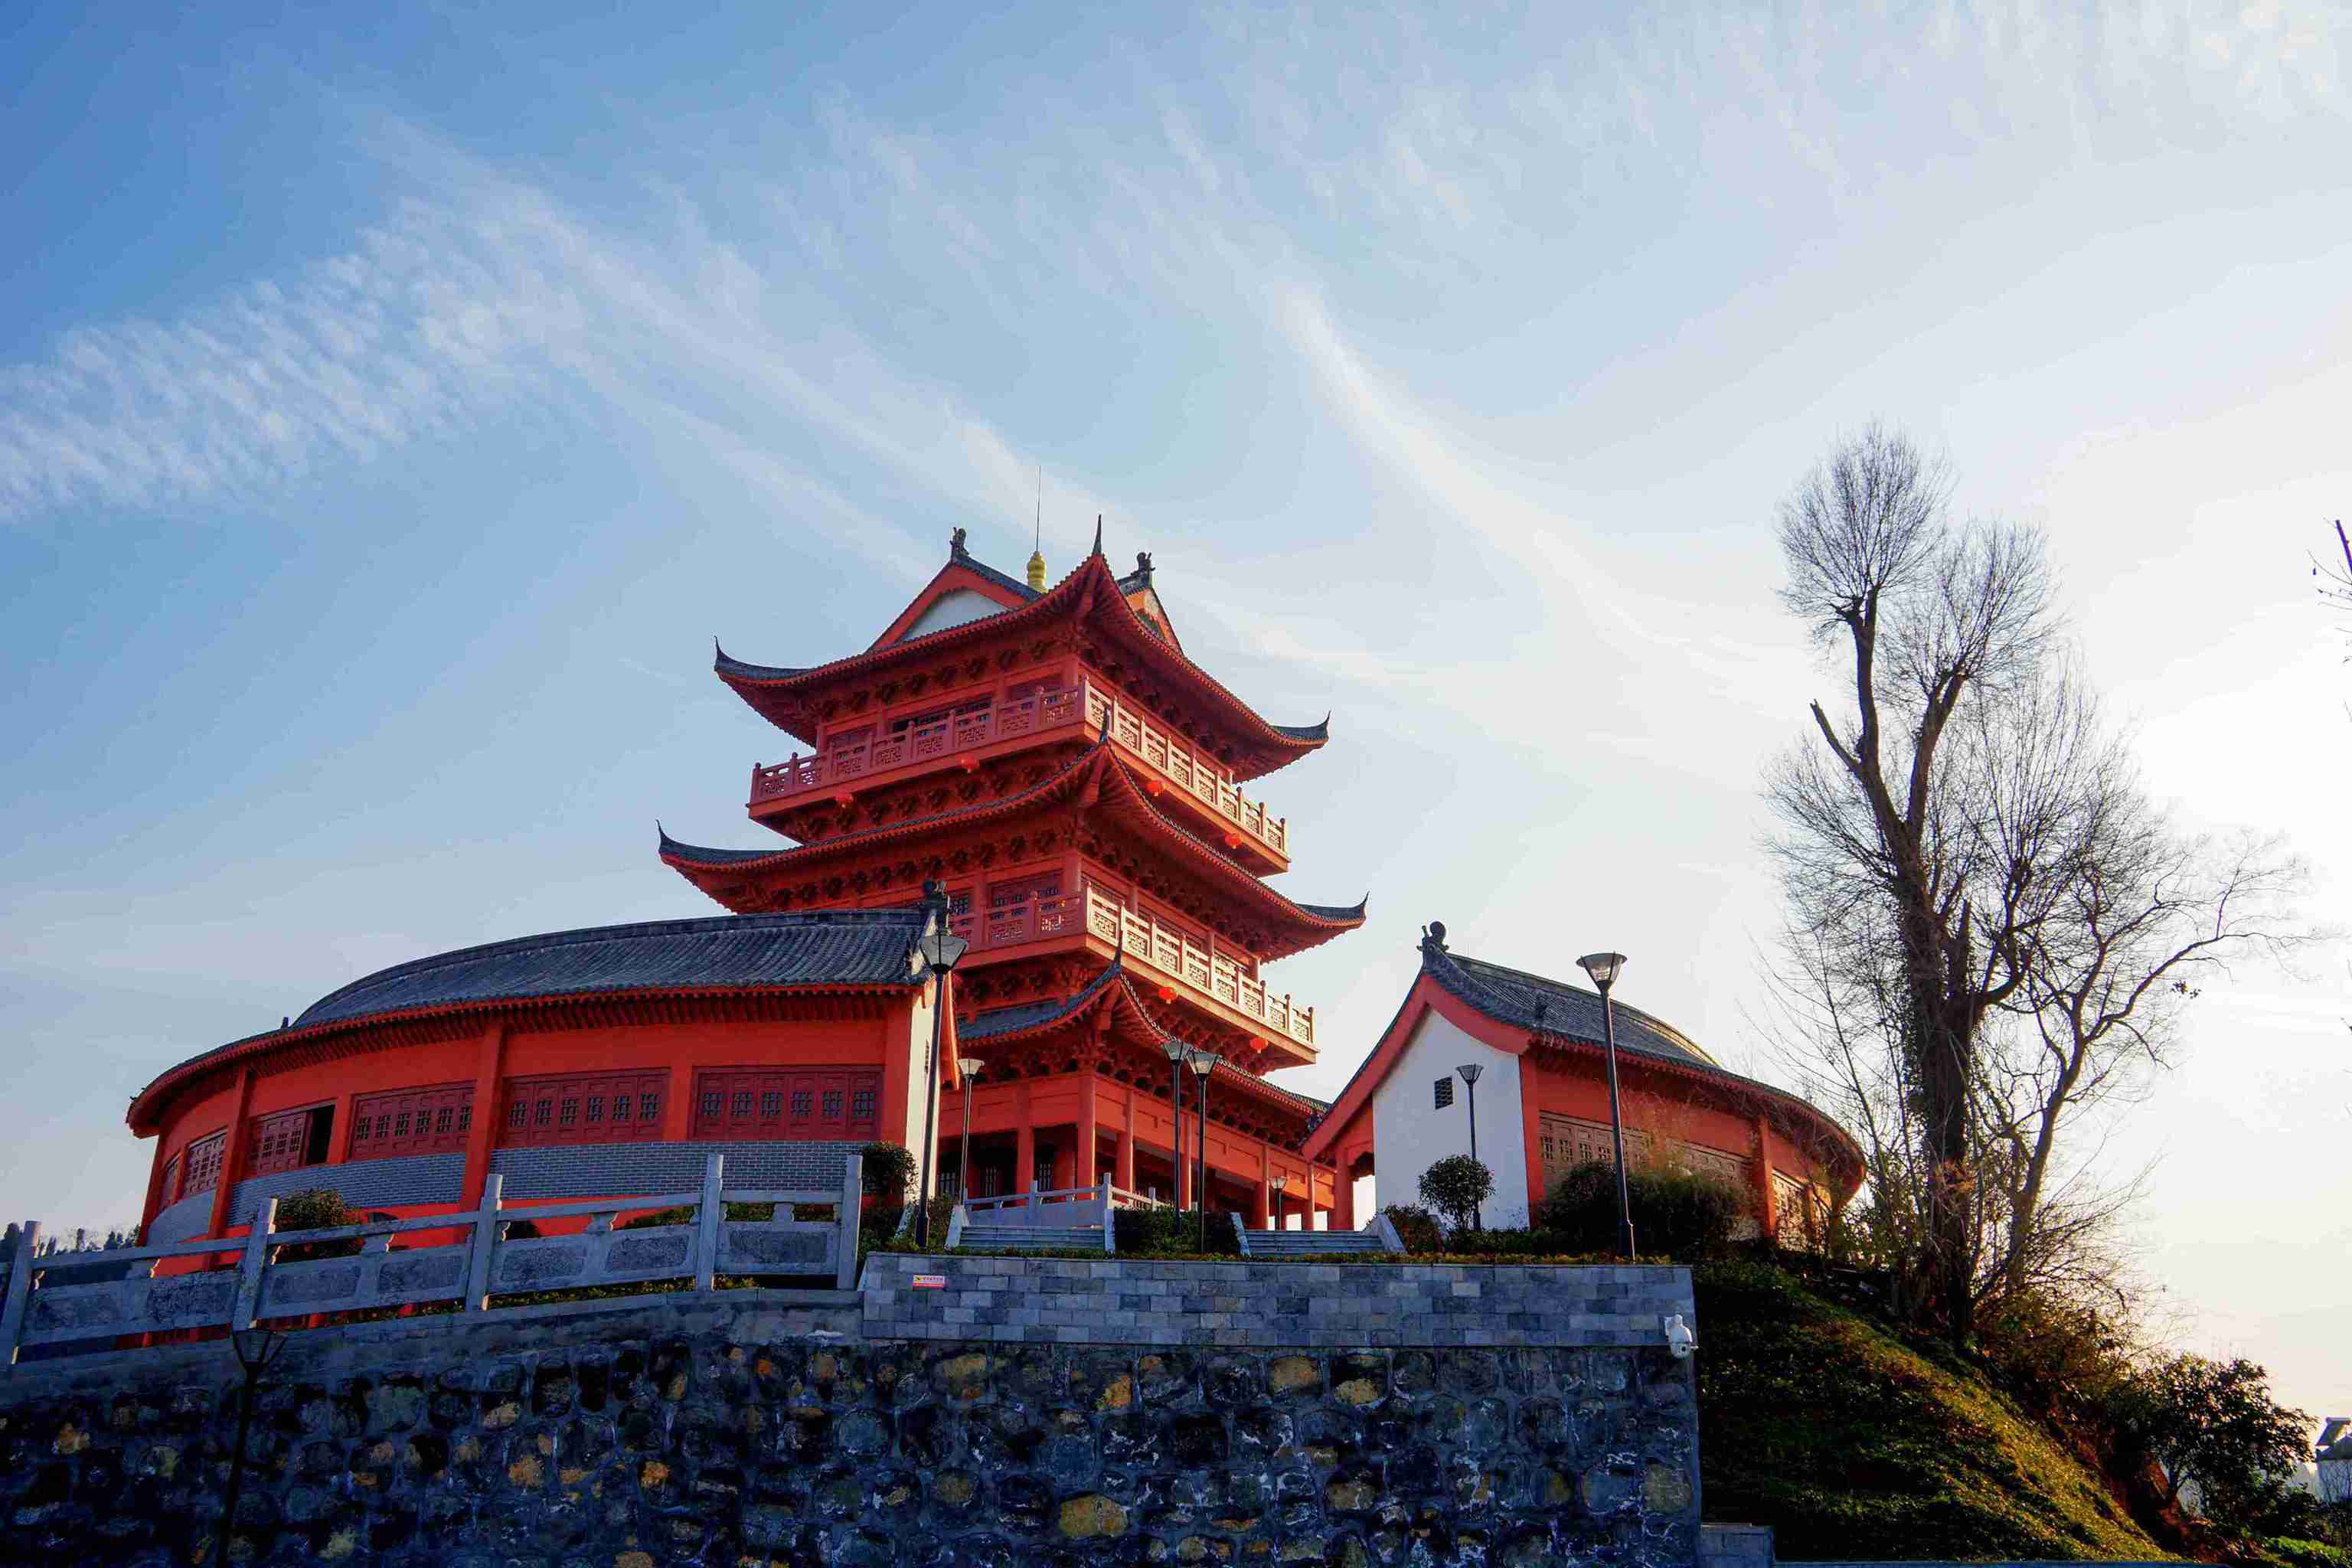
[1156,985,1178,1003]
[833,792,855,808]
[1223,833,1243,849]
[1145,778,1165,796]
[959,754,978,772]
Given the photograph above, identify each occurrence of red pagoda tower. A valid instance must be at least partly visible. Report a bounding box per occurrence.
[660,525,1365,1223]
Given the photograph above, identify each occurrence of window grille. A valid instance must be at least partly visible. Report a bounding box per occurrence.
[1433,1077,1455,1110]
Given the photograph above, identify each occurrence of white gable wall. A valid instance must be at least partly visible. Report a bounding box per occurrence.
[898,588,1008,641]
[1370,1007,1529,1229]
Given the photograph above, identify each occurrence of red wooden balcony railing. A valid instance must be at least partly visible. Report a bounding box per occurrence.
[951,888,1315,1047]
[750,681,1289,858]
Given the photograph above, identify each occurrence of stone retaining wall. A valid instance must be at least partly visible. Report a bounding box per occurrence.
[0,1258,1710,1566]
[863,1254,1698,1350]
[0,1288,1701,1567]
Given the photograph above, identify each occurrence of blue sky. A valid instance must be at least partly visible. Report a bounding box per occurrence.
[4,3,2346,1419]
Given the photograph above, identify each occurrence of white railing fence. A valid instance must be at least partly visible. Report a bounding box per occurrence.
[0,1152,863,1373]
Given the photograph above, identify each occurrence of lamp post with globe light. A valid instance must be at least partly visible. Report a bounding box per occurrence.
[1455,1062,1484,1231]
[911,888,969,1249]
[1186,1047,1220,1250]
[1576,951,1637,1260]
[956,1057,984,1205]
[1161,1038,1189,1209]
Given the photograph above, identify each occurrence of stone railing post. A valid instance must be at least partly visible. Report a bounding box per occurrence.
[230,1199,279,1331]
[835,1152,864,1291]
[0,1220,41,1366]
[465,1174,504,1310]
[693,1152,725,1292]
[1099,1178,1115,1253]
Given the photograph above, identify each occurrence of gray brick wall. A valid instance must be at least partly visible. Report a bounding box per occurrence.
[490,1139,860,1199]
[225,1153,466,1227]
[862,1255,1697,1351]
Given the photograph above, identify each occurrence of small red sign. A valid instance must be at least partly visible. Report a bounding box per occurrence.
[911,1274,948,1290]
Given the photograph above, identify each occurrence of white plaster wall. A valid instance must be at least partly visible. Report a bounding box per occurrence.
[899,588,1007,640]
[1369,1008,1529,1229]
[904,983,941,1201]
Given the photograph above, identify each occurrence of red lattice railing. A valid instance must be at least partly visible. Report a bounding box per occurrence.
[750,681,1288,858]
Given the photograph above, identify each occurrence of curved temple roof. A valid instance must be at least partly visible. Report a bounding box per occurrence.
[1302,927,1862,1174]
[1422,946,1719,1070]
[713,540,1330,776]
[961,954,1331,1125]
[661,739,1367,957]
[127,910,934,1130]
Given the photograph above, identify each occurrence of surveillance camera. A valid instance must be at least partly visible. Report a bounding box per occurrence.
[1662,1312,1697,1360]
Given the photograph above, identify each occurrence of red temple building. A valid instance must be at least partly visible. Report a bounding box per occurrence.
[120,524,1860,1256]
[663,524,1364,1221]
[124,528,1364,1246]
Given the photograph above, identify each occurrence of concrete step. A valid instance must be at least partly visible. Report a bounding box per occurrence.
[1241,1230,1394,1256]
[959,1227,1106,1251]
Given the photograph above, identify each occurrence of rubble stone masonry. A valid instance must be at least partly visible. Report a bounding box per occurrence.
[0,1262,1701,1566]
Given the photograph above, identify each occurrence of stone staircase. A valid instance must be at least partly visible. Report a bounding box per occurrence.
[1235,1223,1400,1259]
[955,1224,1108,1253]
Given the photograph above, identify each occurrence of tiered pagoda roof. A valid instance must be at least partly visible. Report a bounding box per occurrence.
[659,738,1366,959]
[714,538,1329,778]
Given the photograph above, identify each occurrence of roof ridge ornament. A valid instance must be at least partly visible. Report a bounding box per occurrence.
[1090,514,1103,557]
[949,527,969,557]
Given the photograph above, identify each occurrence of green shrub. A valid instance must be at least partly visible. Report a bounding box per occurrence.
[859,1141,919,1242]
[1112,1207,1241,1256]
[1534,1162,1742,1261]
[1418,1155,1494,1233]
[272,1188,363,1262]
[1379,1204,1444,1252]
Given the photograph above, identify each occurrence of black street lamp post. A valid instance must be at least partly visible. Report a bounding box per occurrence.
[1576,951,1638,1260]
[956,1057,984,1204]
[1269,1173,1287,1232]
[1161,1039,1189,1209]
[1455,1062,1484,1231]
[1187,1048,1220,1251]
[912,886,969,1250]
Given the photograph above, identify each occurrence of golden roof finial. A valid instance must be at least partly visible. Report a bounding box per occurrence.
[1026,463,1047,590]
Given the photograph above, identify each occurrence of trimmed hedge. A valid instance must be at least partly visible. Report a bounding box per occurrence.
[1533,1163,1744,1261]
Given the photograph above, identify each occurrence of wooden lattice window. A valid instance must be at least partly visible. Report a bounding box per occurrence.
[499,1071,668,1148]
[158,1152,183,1207]
[349,1084,474,1161]
[247,1105,332,1177]
[181,1132,227,1197]
[691,1067,883,1141]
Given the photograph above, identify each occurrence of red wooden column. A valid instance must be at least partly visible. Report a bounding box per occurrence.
[1334,1148,1358,1230]
[1752,1113,1779,1238]
[1520,1072,1545,1216]
[1251,1145,1271,1227]
[1076,1076,1099,1188]
[1116,1093,1137,1190]
[459,1021,508,1210]
[204,1067,258,1241]
[1014,1082,1035,1194]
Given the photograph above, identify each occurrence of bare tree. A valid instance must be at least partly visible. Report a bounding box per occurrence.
[1765,427,2321,1344]
[1767,423,2058,1344]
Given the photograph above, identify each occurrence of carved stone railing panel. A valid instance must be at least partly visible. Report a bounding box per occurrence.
[0,1152,864,1373]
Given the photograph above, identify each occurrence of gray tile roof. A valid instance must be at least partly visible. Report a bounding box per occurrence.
[1422,940,1720,1070]
[292,910,928,1030]
[962,960,1125,1040]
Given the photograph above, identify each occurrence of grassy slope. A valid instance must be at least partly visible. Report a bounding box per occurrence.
[1694,1262,2175,1563]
